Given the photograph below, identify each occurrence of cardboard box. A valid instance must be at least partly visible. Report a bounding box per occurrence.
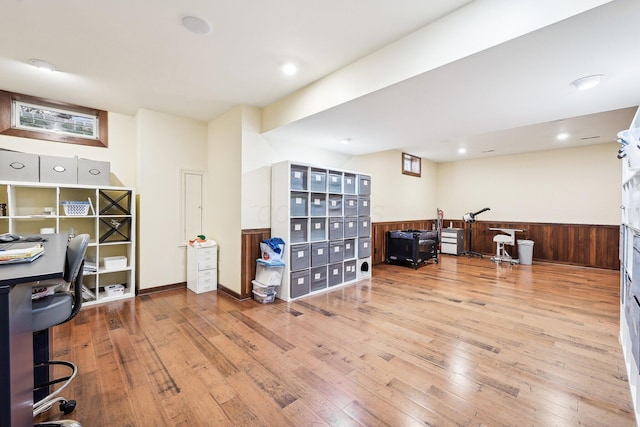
[103,256,127,270]
[40,155,77,184]
[0,150,39,182]
[78,158,110,186]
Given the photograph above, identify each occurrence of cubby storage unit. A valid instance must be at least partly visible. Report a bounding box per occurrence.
[619,106,640,421]
[0,180,136,306]
[271,161,371,301]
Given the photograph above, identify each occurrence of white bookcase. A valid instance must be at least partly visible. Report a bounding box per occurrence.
[271,161,372,301]
[0,180,136,306]
[618,106,640,422]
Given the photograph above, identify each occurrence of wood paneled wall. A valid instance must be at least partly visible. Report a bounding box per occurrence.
[372,219,620,270]
[240,228,271,299]
[240,221,619,302]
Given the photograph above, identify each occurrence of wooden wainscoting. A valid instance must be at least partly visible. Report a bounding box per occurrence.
[241,228,272,299]
[372,219,620,270]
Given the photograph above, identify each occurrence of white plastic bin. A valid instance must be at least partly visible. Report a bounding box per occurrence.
[518,240,535,265]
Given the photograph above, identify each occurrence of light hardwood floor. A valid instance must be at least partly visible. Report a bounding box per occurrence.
[38,256,635,426]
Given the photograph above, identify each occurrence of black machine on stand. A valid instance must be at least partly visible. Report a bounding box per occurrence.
[462,207,490,258]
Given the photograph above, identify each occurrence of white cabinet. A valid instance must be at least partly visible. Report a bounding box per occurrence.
[0,181,136,306]
[440,228,464,255]
[271,161,371,301]
[619,106,640,421]
[187,243,217,294]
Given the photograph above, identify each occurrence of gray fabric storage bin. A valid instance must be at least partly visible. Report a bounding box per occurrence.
[343,173,357,194]
[344,195,358,216]
[311,266,327,292]
[358,237,371,258]
[290,165,307,190]
[310,193,326,216]
[311,241,328,267]
[40,155,77,184]
[290,243,310,271]
[328,194,342,217]
[328,262,343,287]
[358,196,370,216]
[329,217,343,240]
[290,192,308,216]
[343,238,356,259]
[0,150,39,182]
[78,158,110,186]
[358,216,370,237]
[290,218,308,243]
[358,174,371,195]
[310,217,326,241]
[344,216,358,238]
[310,169,326,192]
[328,171,342,193]
[290,269,310,298]
[329,240,344,263]
[343,260,357,282]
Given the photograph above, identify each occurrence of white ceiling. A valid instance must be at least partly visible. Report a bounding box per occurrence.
[1,0,639,163]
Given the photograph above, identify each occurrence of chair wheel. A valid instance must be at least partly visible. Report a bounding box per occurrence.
[60,399,76,414]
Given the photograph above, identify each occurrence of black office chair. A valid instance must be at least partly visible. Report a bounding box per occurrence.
[32,234,89,426]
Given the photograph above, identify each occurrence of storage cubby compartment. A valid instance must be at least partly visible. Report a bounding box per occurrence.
[11,186,56,216]
[311,266,327,292]
[311,241,328,267]
[328,217,343,240]
[328,171,342,193]
[290,218,308,243]
[328,194,342,217]
[358,174,371,195]
[358,216,370,237]
[60,217,96,243]
[358,237,371,258]
[290,269,310,298]
[329,240,344,263]
[13,217,57,235]
[343,173,357,194]
[310,217,326,241]
[344,217,358,238]
[310,193,326,216]
[290,243,310,271]
[343,260,357,282]
[290,192,308,216]
[290,165,308,190]
[344,195,358,216]
[328,262,343,287]
[358,196,370,216]
[310,168,326,192]
[344,239,356,259]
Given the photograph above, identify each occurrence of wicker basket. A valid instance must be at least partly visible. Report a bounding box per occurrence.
[62,201,90,216]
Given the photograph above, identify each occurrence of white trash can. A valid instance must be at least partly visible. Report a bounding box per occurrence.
[517,240,534,265]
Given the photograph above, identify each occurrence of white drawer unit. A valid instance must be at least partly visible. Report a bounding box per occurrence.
[187,243,218,293]
[440,228,464,255]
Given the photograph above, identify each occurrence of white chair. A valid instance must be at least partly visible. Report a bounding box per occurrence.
[490,228,519,265]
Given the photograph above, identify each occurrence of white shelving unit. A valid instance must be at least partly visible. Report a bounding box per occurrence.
[0,180,136,306]
[619,106,640,423]
[271,161,372,301]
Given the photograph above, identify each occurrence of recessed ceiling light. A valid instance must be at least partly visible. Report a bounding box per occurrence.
[556,132,570,141]
[29,59,56,72]
[181,15,212,35]
[457,148,467,154]
[570,74,604,91]
[281,62,299,76]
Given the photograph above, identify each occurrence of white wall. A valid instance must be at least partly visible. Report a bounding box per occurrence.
[0,112,137,187]
[345,150,439,223]
[136,109,208,290]
[436,143,621,225]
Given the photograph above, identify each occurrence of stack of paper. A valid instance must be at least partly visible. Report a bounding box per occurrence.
[0,244,44,264]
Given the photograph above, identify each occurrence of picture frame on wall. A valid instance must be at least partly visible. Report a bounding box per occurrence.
[402,152,421,177]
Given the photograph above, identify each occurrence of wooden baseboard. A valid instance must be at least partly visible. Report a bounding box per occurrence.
[137,282,186,296]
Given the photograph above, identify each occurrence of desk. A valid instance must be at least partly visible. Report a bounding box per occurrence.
[0,234,67,427]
